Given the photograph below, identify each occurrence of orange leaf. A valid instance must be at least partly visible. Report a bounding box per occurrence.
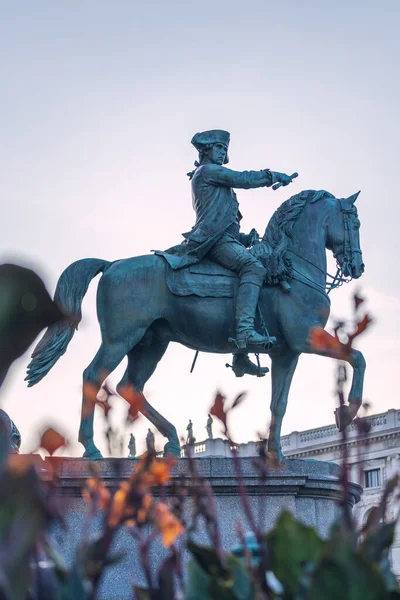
[210,392,227,430]
[119,384,146,422]
[40,428,67,456]
[309,327,347,358]
[352,314,373,339]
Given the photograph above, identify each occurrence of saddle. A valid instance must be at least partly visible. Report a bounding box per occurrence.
[165,259,238,298]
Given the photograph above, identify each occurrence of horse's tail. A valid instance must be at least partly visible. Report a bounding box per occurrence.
[25,258,110,387]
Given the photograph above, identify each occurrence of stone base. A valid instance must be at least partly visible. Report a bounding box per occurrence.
[44,456,361,599]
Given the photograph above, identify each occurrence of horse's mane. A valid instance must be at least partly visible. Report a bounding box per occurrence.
[251,189,335,284]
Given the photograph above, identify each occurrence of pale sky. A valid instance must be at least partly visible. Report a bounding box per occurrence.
[1,0,399,456]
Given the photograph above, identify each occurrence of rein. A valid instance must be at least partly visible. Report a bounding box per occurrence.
[287,250,343,296]
[290,264,329,299]
[286,200,359,295]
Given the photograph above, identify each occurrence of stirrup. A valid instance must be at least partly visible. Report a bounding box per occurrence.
[229,330,276,351]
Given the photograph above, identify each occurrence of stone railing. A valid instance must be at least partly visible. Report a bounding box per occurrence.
[181,438,260,458]
[176,409,399,459]
[281,409,399,454]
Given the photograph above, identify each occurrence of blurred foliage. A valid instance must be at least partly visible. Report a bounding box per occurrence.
[0,264,64,390]
[0,449,398,599]
[0,268,398,599]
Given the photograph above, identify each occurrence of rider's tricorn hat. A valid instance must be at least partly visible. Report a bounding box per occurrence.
[191,129,230,164]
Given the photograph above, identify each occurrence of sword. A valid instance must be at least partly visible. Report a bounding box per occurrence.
[272,172,298,191]
[190,350,199,373]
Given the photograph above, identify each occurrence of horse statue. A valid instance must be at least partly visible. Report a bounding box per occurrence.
[25,189,365,459]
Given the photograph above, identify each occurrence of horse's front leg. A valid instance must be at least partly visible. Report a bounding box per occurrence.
[268,351,299,459]
[335,348,366,429]
[303,340,366,430]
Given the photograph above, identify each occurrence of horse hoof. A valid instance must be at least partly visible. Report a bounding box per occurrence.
[83,448,103,460]
[164,440,181,458]
[266,449,285,463]
[334,405,354,432]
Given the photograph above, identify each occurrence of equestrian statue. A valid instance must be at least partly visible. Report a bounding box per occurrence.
[25,130,365,460]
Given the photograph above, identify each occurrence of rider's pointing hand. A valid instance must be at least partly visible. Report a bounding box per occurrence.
[270,172,294,186]
[269,172,298,190]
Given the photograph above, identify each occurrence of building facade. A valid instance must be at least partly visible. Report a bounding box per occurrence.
[187,408,400,579]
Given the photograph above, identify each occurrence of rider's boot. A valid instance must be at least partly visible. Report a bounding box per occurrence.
[234,281,276,351]
[232,353,269,377]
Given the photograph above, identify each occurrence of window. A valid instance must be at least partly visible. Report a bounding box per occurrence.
[365,468,381,488]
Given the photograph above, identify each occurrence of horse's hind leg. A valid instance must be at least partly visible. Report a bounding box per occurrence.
[117,340,180,457]
[79,341,131,459]
[268,351,299,459]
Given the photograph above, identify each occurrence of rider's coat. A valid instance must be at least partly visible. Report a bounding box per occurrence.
[157,163,273,270]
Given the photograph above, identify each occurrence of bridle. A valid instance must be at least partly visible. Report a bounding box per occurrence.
[327,199,361,293]
[287,199,361,295]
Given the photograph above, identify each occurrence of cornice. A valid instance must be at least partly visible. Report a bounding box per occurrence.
[286,431,400,459]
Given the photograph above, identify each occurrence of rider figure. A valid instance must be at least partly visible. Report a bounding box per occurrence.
[187,130,295,368]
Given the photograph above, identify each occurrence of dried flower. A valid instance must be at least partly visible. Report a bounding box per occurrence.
[108,482,130,527]
[82,476,110,510]
[154,502,184,547]
[142,455,176,487]
[137,493,152,524]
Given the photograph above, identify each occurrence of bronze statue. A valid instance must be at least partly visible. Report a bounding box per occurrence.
[146,428,155,453]
[206,414,213,439]
[186,420,195,445]
[128,433,136,458]
[26,132,365,460]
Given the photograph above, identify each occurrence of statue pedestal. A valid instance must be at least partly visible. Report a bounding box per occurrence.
[44,456,361,599]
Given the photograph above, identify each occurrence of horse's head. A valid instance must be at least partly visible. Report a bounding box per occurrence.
[326,192,365,280]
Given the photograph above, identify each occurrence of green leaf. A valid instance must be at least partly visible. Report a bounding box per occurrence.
[60,563,92,600]
[183,552,254,600]
[0,467,49,600]
[265,510,323,598]
[361,522,396,563]
[186,539,228,579]
[307,536,391,600]
[225,554,254,600]
[157,554,176,600]
[379,555,400,592]
[43,534,68,582]
[183,557,213,600]
[133,587,152,600]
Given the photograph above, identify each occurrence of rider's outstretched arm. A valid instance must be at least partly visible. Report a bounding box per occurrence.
[200,164,294,190]
[201,163,272,189]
